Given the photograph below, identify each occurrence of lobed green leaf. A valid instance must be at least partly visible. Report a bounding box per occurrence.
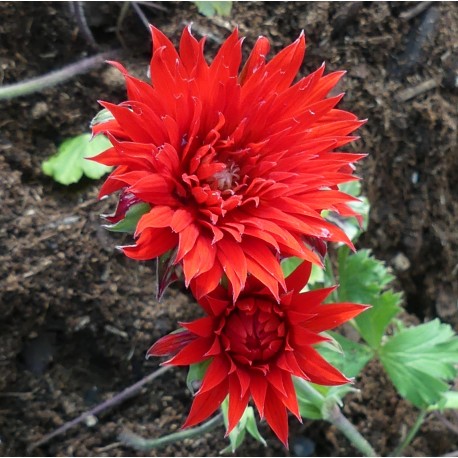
[42,133,112,185]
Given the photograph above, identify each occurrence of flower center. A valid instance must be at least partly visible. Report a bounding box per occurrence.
[209,162,241,191]
[221,298,286,366]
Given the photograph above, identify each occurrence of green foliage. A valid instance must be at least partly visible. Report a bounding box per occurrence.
[104,203,151,234]
[326,181,370,242]
[294,378,357,421]
[42,133,112,185]
[379,319,458,408]
[428,391,458,411]
[194,1,232,17]
[90,108,115,128]
[186,360,210,394]
[220,399,266,453]
[337,247,402,349]
[317,332,374,379]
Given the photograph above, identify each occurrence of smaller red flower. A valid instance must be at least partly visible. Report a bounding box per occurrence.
[148,261,368,446]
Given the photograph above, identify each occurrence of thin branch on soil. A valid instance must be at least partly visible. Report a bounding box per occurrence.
[325,404,378,457]
[390,410,427,457]
[395,78,439,102]
[131,2,151,31]
[400,1,433,20]
[0,50,120,101]
[135,1,168,12]
[434,412,458,436]
[28,365,171,452]
[119,413,224,451]
[73,1,99,49]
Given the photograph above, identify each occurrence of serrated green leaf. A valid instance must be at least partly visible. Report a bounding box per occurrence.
[380,319,458,408]
[428,391,458,411]
[194,1,232,17]
[186,360,210,394]
[42,133,112,185]
[354,290,402,349]
[336,247,402,348]
[104,203,151,233]
[317,332,374,379]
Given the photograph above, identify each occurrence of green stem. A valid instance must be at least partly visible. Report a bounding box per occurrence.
[119,413,224,451]
[391,410,427,457]
[326,404,377,457]
[295,378,325,405]
[0,50,119,101]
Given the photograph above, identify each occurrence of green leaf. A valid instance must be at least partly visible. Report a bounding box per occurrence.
[194,1,232,17]
[245,411,266,447]
[104,203,151,233]
[326,181,370,242]
[90,108,115,128]
[220,400,265,453]
[354,291,403,349]
[337,247,402,348]
[186,360,210,394]
[428,391,458,411]
[42,133,112,185]
[317,332,375,379]
[293,378,324,420]
[380,319,458,408]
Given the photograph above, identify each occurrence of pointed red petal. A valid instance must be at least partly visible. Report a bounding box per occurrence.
[147,330,195,358]
[227,375,250,434]
[306,303,370,333]
[182,381,228,428]
[264,386,289,448]
[285,260,312,293]
[198,356,230,394]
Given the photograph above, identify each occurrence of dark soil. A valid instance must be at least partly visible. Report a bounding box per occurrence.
[1,1,457,456]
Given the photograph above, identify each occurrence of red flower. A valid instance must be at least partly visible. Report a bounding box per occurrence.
[148,261,369,446]
[92,26,365,301]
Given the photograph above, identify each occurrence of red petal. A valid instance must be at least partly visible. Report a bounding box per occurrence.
[167,337,212,366]
[122,228,177,260]
[250,373,268,418]
[198,356,230,394]
[239,36,270,85]
[227,374,250,434]
[182,381,228,429]
[296,347,350,385]
[264,386,289,448]
[285,260,312,293]
[190,262,224,299]
[306,303,370,333]
[180,317,215,337]
[146,330,195,358]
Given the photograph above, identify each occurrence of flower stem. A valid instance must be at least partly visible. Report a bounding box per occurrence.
[390,410,427,457]
[119,413,224,451]
[325,404,377,457]
[0,50,119,101]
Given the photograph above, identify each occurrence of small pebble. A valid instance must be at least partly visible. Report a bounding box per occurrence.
[291,436,316,457]
[31,101,48,119]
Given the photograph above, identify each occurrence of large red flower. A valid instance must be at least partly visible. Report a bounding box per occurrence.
[92,25,365,301]
[148,261,368,446]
